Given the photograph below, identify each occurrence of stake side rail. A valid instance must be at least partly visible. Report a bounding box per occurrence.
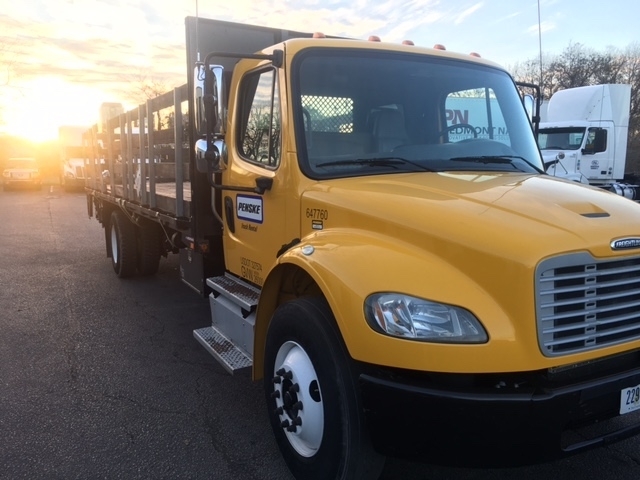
[85,84,190,220]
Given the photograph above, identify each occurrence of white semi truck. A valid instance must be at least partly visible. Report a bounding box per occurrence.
[538,84,636,199]
[58,125,88,190]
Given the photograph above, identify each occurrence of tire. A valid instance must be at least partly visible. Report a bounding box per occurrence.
[110,210,138,278]
[137,222,162,276]
[264,297,385,480]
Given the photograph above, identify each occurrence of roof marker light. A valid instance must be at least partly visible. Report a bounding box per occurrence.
[433,44,446,50]
[368,35,381,42]
[313,32,326,38]
[470,52,481,57]
[402,40,415,45]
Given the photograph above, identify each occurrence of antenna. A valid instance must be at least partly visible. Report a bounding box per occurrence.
[195,0,200,62]
[537,0,543,92]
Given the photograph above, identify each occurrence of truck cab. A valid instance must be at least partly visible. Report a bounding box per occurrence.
[194,32,640,476]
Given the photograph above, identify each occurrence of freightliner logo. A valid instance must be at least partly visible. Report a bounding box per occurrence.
[610,237,640,250]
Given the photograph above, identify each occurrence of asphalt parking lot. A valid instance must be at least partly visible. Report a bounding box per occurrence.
[2,186,640,480]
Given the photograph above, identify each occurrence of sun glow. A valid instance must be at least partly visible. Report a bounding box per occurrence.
[3,77,107,142]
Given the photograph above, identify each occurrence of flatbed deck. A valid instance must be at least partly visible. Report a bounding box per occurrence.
[95,181,192,218]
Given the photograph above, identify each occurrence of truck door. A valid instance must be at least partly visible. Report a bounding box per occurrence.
[581,124,613,181]
[221,64,288,287]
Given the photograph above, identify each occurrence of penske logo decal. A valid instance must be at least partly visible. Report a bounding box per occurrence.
[611,237,640,251]
[237,195,263,224]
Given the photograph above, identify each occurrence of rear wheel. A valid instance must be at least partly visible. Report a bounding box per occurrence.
[137,222,162,276]
[110,210,138,278]
[264,297,385,480]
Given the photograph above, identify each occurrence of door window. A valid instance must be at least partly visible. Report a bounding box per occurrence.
[238,69,281,168]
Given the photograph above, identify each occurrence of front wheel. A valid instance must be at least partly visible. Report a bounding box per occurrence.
[264,297,384,480]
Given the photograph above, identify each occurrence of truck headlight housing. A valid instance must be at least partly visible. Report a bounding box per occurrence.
[364,293,488,343]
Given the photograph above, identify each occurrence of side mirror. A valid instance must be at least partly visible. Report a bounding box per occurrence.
[195,138,227,174]
[193,64,226,137]
[523,94,535,123]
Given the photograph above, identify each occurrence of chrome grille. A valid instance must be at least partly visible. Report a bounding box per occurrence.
[536,252,640,357]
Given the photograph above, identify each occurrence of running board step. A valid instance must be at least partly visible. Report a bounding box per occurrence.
[206,274,260,310]
[194,326,252,375]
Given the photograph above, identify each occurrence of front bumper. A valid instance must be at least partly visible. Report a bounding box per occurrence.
[3,178,41,188]
[360,354,640,467]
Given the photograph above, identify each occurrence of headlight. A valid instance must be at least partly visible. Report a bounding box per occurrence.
[364,293,488,343]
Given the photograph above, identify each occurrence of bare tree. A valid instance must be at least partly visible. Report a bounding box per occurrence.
[241,106,280,165]
[125,74,172,130]
[510,54,555,100]
[619,43,640,170]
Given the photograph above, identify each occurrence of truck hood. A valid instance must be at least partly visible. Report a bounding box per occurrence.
[304,172,640,266]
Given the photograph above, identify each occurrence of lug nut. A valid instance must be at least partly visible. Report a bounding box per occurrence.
[272,376,281,384]
[280,419,290,428]
[287,425,297,433]
[274,407,284,415]
[289,383,299,393]
[292,416,302,426]
[276,368,286,376]
[271,390,280,399]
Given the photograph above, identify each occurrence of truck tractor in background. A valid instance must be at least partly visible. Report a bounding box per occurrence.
[59,125,89,191]
[81,17,640,480]
[538,84,637,199]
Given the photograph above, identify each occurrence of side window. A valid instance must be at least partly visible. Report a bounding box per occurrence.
[585,127,607,153]
[238,69,281,168]
[445,88,509,145]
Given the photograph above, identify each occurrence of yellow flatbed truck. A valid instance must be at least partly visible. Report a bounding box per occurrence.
[84,17,640,480]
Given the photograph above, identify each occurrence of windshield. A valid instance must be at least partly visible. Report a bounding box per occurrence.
[6,158,37,170]
[538,127,586,150]
[293,49,542,179]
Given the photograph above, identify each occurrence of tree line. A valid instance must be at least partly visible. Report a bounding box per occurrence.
[511,42,640,172]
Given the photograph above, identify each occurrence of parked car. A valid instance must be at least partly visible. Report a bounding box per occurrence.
[2,157,42,190]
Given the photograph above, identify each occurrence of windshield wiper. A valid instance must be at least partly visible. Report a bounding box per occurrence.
[449,155,542,173]
[316,156,433,171]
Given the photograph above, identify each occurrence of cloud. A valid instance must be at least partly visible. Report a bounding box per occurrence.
[527,20,556,35]
[495,11,521,23]
[454,2,484,25]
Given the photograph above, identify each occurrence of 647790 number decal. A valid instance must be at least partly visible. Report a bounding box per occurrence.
[620,384,640,415]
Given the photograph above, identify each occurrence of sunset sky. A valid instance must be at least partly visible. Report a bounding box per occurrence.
[0,0,637,142]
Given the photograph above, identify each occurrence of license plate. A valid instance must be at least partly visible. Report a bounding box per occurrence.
[620,385,640,414]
